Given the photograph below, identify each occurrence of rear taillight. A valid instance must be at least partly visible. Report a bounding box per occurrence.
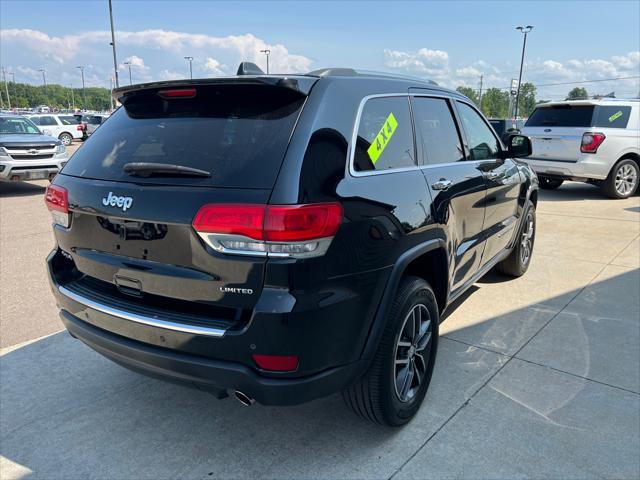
[76,125,83,131]
[581,132,606,153]
[193,203,343,258]
[45,184,70,227]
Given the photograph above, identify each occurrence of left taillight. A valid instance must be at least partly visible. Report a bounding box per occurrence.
[45,184,70,228]
[193,202,343,258]
[581,132,606,153]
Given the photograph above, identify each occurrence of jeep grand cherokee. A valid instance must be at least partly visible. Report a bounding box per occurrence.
[46,64,538,426]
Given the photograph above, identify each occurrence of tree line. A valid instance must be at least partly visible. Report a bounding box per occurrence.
[455,82,538,119]
[0,82,112,111]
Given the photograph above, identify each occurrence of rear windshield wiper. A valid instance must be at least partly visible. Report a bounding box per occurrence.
[123,162,211,178]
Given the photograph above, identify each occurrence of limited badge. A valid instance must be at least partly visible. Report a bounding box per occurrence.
[367,112,398,164]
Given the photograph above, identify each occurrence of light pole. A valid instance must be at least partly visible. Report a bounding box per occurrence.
[1,67,10,109]
[514,25,533,119]
[77,66,86,110]
[124,61,133,85]
[260,49,271,74]
[108,0,119,88]
[184,56,193,79]
[38,68,47,103]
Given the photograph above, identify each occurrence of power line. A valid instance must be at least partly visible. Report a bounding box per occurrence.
[534,76,640,88]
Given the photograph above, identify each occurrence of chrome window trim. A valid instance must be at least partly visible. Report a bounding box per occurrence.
[347,93,419,178]
[347,92,480,178]
[58,285,227,337]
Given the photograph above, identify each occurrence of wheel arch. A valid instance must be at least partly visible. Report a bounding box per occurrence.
[360,238,448,362]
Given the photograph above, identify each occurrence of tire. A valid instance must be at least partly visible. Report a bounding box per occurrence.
[58,133,73,146]
[538,176,564,190]
[602,158,639,199]
[495,200,536,277]
[343,276,439,427]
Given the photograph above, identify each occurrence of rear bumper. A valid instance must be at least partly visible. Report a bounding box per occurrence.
[60,309,364,405]
[521,155,613,180]
[47,248,376,405]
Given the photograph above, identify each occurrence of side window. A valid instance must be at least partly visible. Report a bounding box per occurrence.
[412,97,464,165]
[456,102,500,160]
[29,117,41,125]
[593,106,632,129]
[353,96,415,172]
[39,116,57,126]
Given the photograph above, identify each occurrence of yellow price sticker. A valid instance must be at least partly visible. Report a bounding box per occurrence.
[609,110,623,122]
[367,112,398,164]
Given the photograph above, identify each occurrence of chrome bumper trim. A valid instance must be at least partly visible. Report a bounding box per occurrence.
[58,285,227,337]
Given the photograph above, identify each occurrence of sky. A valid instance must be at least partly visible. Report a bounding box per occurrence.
[1,0,639,100]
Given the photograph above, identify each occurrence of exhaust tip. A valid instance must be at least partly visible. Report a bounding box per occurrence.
[233,390,255,407]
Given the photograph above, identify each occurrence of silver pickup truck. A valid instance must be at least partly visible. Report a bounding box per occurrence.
[0,114,69,182]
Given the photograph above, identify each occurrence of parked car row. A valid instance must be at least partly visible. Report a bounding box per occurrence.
[0,114,69,182]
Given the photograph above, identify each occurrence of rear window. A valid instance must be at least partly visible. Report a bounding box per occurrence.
[525,105,594,127]
[593,106,632,129]
[62,84,306,188]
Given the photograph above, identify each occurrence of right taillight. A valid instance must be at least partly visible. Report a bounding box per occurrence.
[45,184,70,228]
[193,202,343,258]
[581,132,606,153]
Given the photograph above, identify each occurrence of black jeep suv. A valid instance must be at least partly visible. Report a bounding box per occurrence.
[46,65,538,426]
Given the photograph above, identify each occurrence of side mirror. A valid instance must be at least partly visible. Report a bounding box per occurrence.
[507,134,532,158]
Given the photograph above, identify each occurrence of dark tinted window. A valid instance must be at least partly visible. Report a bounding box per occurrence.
[28,116,40,125]
[412,97,464,165]
[593,106,632,128]
[456,102,500,160]
[489,120,505,136]
[62,84,305,188]
[59,116,80,125]
[526,105,594,127]
[354,96,415,172]
[88,116,104,125]
[38,116,58,126]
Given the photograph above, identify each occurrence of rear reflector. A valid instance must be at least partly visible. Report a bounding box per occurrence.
[252,354,299,372]
[157,88,197,99]
[580,132,606,153]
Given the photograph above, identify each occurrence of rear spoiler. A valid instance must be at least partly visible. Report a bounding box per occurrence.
[112,76,317,103]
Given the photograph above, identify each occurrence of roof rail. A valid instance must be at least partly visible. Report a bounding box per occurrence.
[307,68,358,77]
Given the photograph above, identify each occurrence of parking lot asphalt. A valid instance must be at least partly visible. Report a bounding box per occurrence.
[1,151,639,479]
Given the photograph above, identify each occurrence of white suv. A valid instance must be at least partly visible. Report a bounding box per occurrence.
[26,114,84,146]
[521,99,639,198]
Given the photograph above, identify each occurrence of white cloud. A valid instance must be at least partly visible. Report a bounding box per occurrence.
[203,58,226,76]
[384,48,450,82]
[0,28,312,81]
[383,46,639,98]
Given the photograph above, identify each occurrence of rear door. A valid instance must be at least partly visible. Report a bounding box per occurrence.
[55,82,308,311]
[412,95,488,292]
[523,104,595,162]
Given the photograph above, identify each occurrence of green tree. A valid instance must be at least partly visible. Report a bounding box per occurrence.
[566,87,588,100]
[480,88,510,118]
[456,86,479,106]
[2,82,111,111]
[517,82,537,118]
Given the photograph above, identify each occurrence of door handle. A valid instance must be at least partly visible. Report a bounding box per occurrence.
[431,179,452,191]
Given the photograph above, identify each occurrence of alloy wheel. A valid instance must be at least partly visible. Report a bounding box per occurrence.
[394,303,432,403]
[520,211,534,265]
[615,164,638,197]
